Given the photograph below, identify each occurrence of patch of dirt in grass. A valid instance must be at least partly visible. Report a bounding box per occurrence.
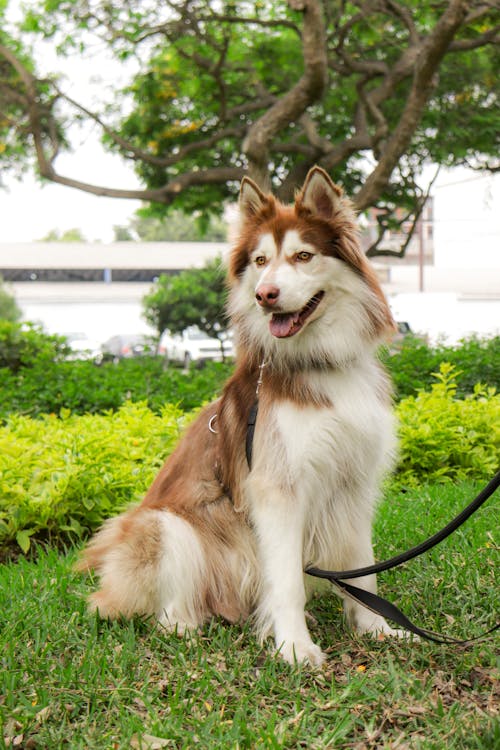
[427,666,499,715]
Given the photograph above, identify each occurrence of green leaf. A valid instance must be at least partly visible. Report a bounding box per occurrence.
[16,528,35,553]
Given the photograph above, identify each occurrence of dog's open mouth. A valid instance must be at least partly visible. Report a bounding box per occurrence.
[269,291,325,338]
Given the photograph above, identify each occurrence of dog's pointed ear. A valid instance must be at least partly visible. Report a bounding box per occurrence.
[299,167,343,219]
[239,177,268,218]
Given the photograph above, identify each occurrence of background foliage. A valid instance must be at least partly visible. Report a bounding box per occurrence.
[0,356,233,420]
[380,334,500,400]
[0,276,22,322]
[1,1,498,254]
[113,208,227,242]
[142,256,230,338]
[1,323,498,553]
[0,325,498,421]
[0,320,69,372]
[0,402,186,553]
[395,364,500,486]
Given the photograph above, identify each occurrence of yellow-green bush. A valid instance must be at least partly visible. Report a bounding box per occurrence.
[395,363,500,485]
[0,402,185,552]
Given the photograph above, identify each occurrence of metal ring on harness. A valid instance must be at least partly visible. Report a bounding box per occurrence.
[208,414,218,434]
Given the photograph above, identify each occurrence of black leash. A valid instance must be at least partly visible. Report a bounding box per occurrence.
[245,399,500,644]
[306,469,500,644]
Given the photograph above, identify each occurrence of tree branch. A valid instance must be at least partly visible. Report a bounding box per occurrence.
[197,12,300,36]
[366,166,440,258]
[242,0,328,187]
[38,165,244,204]
[450,24,500,50]
[53,87,247,168]
[354,0,468,211]
[0,42,244,204]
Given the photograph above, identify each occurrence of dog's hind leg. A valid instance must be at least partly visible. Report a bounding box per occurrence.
[155,511,209,633]
[83,509,209,632]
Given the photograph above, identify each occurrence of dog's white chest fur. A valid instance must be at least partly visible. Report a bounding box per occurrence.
[256,360,396,497]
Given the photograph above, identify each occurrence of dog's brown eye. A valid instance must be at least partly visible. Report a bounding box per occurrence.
[255,256,267,267]
[296,251,313,263]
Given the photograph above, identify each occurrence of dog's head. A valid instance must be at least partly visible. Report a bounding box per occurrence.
[228,167,395,367]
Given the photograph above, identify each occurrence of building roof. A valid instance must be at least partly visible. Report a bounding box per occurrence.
[0,242,228,269]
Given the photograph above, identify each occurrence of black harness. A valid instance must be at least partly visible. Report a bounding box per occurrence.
[245,401,259,469]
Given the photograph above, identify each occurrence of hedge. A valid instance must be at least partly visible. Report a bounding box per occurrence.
[0,320,499,422]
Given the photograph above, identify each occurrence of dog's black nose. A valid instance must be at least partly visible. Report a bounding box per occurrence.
[256,284,280,306]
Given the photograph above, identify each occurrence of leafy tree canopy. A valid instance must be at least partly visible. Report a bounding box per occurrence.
[0,0,498,255]
[142,256,229,340]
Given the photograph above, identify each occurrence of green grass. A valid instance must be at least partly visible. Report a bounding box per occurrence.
[1,481,498,749]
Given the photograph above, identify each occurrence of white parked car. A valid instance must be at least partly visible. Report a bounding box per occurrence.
[159,326,233,367]
[64,332,103,363]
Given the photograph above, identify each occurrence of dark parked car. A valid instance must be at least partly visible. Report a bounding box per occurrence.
[101,334,155,361]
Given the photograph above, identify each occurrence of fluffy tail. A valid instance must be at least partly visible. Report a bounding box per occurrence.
[77,505,259,629]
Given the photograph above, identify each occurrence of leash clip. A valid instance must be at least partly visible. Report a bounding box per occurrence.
[256,359,267,397]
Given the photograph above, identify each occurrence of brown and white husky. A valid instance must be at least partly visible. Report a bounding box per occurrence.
[78,167,402,665]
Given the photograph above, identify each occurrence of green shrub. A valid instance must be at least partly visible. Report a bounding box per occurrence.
[382,335,500,400]
[0,320,69,372]
[395,363,500,486]
[0,358,233,421]
[0,402,187,553]
[1,364,498,554]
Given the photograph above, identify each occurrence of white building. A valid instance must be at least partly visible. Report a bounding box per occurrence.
[0,241,226,283]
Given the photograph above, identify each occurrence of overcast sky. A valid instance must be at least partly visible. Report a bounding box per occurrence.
[1,0,144,242]
[0,149,142,243]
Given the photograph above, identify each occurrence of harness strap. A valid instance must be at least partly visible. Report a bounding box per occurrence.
[245,401,259,469]
[245,361,266,469]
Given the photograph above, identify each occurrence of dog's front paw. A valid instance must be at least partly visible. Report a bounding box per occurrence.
[277,638,326,666]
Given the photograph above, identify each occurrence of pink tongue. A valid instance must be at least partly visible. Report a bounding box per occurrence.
[270,312,298,338]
